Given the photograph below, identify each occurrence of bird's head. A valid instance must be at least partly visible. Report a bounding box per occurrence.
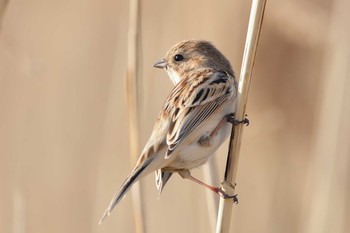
[153,40,233,84]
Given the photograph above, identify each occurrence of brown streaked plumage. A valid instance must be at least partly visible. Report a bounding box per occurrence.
[99,40,237,224]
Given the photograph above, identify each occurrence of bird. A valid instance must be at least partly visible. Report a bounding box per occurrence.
[99,40,240,224]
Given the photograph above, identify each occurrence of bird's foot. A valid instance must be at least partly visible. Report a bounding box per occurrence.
[217,182,239,204]
[226,113,249,126]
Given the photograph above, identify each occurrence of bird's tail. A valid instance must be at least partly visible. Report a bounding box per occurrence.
[155,169,173,196]
[99,157,155,224]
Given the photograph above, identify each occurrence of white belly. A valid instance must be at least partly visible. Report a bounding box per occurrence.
[172,124,231,169]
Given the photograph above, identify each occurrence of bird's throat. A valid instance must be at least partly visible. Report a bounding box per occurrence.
[166,69,181,85]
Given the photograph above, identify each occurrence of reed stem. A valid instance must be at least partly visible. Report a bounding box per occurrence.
[215,1,267,232]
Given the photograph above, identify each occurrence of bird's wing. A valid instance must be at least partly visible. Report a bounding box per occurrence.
[164,68,236,158]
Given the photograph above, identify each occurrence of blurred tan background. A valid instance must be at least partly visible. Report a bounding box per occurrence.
[1,0,350,233]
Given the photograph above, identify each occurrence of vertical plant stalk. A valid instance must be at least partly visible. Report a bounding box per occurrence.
[202,158,219,232]
[0,0,9,31]
[215,0,267,232]
[126,0,145,233]
[302,0,350,232]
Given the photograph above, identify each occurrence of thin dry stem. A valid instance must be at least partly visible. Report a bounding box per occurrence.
[301,0,350,232]
[216,0,267,232]
[126,0,145,232]
[0,0,9,30]
[202,158,219,232]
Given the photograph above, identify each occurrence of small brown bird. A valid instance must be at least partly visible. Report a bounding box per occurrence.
[99,40,239,224]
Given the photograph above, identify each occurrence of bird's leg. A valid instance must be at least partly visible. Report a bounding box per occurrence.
[178,170,218,192]
[178,170,238,202]
[226,113,250,126]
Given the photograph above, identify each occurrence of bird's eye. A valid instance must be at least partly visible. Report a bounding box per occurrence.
[174,54,184,62]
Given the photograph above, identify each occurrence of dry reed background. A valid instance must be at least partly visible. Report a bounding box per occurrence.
[1,0,350,233]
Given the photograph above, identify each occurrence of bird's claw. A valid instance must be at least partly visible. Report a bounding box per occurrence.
[226,113,249,126]
[233,194,239,204]
[235,118,249,126]
[218,187,239,204]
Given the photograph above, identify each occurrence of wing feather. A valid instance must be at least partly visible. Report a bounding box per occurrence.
[164,69,235,158]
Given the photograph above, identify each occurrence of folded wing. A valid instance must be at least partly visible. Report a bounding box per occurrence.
[164,69,235,158]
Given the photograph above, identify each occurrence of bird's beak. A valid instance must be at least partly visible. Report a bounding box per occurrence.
[153,59,167,69]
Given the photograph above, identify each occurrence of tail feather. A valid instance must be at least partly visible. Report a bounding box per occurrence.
[99,157,154,224]
[155,169,173,196]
